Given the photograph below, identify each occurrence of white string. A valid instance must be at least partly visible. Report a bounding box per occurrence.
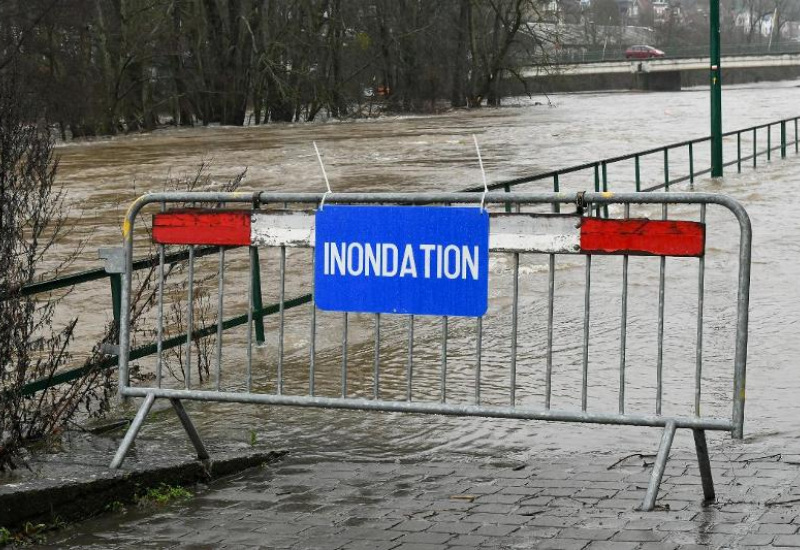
[473,134,489,212]
[314,141,332,210]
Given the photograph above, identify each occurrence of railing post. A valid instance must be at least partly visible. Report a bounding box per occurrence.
[99,248,125,337]
[110,273,122,333]
[753,128,757,168]
[251,247,266,345]
[504,184,511,213]
[767,124,772,161]
[553,174,560,214]
[664,148,670,190]
[634,154,641,192]
[689,142,694,184]
[781,120,787,159]
[709,0,723,178]
[795,118,798,153]
[736,132,741,173]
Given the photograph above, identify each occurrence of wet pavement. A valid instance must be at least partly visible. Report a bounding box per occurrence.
[39,442,800,549]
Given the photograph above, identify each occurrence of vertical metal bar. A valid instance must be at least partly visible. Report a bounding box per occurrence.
[310,252,316,396]
[374,313,381,400]
[215,247,225,391]
[110,273,122,336]
[545,191,558,410]
[441,316,448,403]
[504,184,511,213]
[251,247,265,345]
[582,255,591,412]
[185,245,195,390]
[737,132,742,173]
[619,204,630,415]
[553,174,560,213]
[732,199,752,440]
[753,128,757,168]
[795,118,798,153]
[689,142,694,184]
[634,154,641,192]
[693,429,716,503]
[593,164,601,217]
[156,201,165,389]
[250,246,265,346]
[781,120,787,159]
[342,312,348,398]
[475,316,482,405]
[545,254,555,410]
[641,421,676,511]
[663,148,670,190]
[709,0,723,179]
[510,253,519,406]
[601,161,609,218]
[656,206,667,415]
[695,204,706,416]
[407,315,414,401]
[767,124,772,161]
[277,246,286,394]
[246,247,254,392]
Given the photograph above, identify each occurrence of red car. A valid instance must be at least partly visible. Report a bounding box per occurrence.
[625,45,666,59]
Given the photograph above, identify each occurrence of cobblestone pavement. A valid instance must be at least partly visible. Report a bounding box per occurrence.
[41,448,800,549]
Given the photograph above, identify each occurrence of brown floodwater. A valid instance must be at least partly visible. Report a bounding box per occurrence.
[47,81,800,462]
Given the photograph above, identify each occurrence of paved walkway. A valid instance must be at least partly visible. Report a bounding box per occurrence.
[37,447,800,549]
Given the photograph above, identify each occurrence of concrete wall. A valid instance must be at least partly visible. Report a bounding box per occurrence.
[506,65,800,95]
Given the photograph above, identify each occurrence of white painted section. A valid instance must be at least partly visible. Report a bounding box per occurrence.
[251,212,315,247]
[490,214,581,253]
[250,211,581,253]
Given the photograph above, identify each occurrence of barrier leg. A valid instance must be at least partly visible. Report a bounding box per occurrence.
[641,420,676,511]
[693,429,716,503]
[110,393,156,469]
[170,398,210,461]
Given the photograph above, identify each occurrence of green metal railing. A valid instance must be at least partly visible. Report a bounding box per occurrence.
[13,114,800,397]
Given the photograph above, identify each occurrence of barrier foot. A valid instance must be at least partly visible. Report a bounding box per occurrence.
[170,398,210,461]
[693,429,716,504]
[110,393,156,469]
[640,420,677,511]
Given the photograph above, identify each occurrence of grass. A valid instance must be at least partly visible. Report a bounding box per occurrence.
[137,483,193,507]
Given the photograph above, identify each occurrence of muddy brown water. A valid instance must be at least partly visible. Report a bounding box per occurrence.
[47,82,800,463]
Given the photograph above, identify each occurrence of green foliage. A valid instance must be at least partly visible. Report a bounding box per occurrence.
[137,484,193,507]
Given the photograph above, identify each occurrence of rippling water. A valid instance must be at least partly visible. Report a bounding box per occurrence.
[51,80,800,462]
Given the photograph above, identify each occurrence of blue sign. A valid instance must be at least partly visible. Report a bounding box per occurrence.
[314,206,489,317]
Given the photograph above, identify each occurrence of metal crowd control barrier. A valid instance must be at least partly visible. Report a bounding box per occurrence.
[111,191,751,511]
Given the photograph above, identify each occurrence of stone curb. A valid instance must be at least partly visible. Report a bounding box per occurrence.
[0,449,286,530]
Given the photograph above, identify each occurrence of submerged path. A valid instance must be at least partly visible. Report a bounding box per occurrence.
[43,446,800,549]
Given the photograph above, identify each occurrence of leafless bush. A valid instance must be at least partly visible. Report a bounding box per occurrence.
[127,164,246,386]
[0,69,114,471]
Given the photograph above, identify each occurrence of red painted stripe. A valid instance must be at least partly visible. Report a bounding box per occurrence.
[152,210,251,246]
[580,218,705,257]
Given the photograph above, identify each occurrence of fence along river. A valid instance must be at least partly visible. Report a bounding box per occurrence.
[48,80,800,462]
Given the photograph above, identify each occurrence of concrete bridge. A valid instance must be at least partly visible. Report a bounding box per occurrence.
[521,52,800,91]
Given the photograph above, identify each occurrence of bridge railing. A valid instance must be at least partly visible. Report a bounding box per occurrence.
[12,114,800,397]
[559,43,800,63]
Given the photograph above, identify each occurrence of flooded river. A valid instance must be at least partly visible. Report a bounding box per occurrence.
[52,81,800,463]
